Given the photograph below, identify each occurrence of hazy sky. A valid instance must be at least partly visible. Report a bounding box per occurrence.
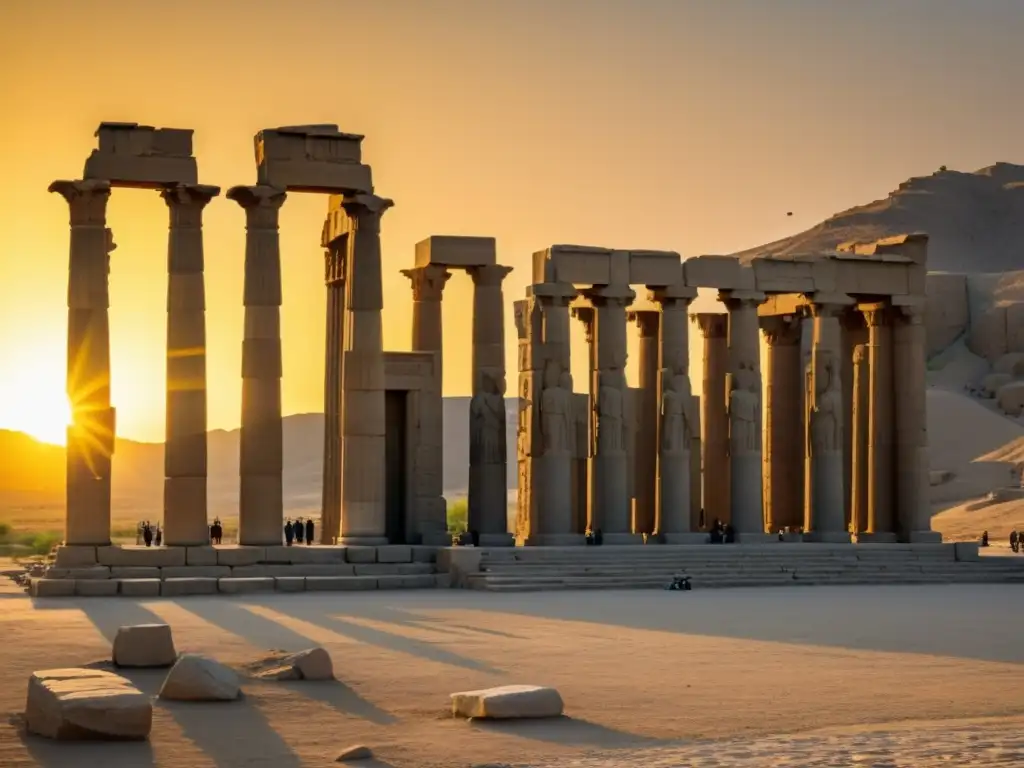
[1,0,1022,443]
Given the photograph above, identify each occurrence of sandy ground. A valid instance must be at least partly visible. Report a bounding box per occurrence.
[1,584,1023,767]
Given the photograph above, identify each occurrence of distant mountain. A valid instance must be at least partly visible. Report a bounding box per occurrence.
[735,163,1024,273]
[0,399,518,519]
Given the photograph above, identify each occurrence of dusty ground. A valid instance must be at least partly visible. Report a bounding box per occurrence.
[0,583,1023,767]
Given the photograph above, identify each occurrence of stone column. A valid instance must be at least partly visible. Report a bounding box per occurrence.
[50,180,115,546]
[571,306,596,534]
[400,265,450,377]
[651,286,701,542]
[588,285,638,543]
[628,309,660,535]
[530,282,580,544]
[850,343,870,535]
[227,185,287,546]
[762,315,803,532]
[161,183,219,546]
[320,240,346,544]
[804,298,851,542]
[339,194,394,544]
[721,292,767,539]
[893,301,940,541]
[862,303,897,541]
[468,264,514,545]
[694,313,729,526]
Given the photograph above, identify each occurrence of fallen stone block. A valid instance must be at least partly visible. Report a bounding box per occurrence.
[218,577,275,594]
[305,576,377,592]
[97,546,186,568]
[250,648,334,681]
[344,546,377,564]
[274,576,306,592]
[31,579,75,598]
[75,580,119,597]
[450,685,564,720]
[162,565,231,579]
[376,545,412,563]
[113,624,177,668]
[118,579,162,597]
[110,566,161,579]
[159,654,240,701]
[26,668,152,740]
[185,546,218,566]
[160,578,218,597]
[336,744,373,762]
[215,546,266,567]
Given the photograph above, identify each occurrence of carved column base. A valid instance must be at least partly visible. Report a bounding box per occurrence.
[524,533,586,546]
[729,453,764,534]
[657,450,691,535]
[478,533,515,547]
[856,532,898,543]
[591,453,630,534]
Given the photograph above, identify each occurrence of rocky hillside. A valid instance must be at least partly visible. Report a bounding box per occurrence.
[735,163,1024,272]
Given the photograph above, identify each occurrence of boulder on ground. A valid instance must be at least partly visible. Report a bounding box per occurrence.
[982,372,1013,398]
[25,668,152,740]
[998,381,1024,416]
[450,684,564,720]
[336,744,373,762]
[113,623,177,668]
[251,647,334,681]
[159,654,240,701]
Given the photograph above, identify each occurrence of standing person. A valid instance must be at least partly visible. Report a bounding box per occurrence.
[209,521,216,544]
[143,521,153,547]
[284,519,294,546]
[294,517,303,544]
[213,518,223,545]
[1012,531,1019,553]
[154,524,162,547]
[135,521,142,546]
[305,517,314,546]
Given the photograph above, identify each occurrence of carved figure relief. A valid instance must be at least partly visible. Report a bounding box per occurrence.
[596,373,624,454]
[661,373,694,454]
[471,371,507,465]
[540,363,573,454]
[811,356,842,454]
[728,362,760,455]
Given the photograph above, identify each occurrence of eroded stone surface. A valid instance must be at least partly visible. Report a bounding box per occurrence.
[451,684,564,719]
[113,624,177,668]
[249,647,334,681]
[25,667,152,740]
[159,654,239,701]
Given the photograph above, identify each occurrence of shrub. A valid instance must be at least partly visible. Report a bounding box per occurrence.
[16,531,62,556]
[447,499,468,534]
[0,522,10,541]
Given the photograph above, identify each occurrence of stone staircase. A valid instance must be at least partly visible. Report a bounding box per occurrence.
[461,544,1024,592]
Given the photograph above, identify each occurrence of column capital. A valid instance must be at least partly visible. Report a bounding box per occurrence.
[49,179,111,226]
[341,193,394,233]
[761,315,801,346]
[648,283,697,307]
[400,264,451,301]
[162,183,221,228]
[227,185,287,227]
[804,292,855,317]
[692,312,727,339]
[718,289,766,310]
[893,297,927,325]
[583,283,636,306]
[627,308,660,338]
[860,301,894,328]
[470,263,513,287]
[528,281,577,305]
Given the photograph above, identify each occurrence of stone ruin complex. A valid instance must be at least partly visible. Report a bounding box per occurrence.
[38,121,947,597]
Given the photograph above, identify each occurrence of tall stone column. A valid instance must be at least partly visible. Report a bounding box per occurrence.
[762,315,803,532]
[468,264,514,545]
[339,194,394,544]
[50,180,115,546]
[694,313,729,526]
[893,301,940,541]
[721,292,767,539]
[850,343,870,535]
[588,285,637,543]
[804,298,851,542]
[628,309,660,535]
[400,265,450,378]
[651,286,701,541]
[530,282,580,544]
[228,185,287,546]
[862,303,897,541]
[571,306,595,534]
[161,183,219,546]
[320,240,346,544]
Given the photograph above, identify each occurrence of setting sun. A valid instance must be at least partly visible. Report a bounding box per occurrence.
[0,352,72,445]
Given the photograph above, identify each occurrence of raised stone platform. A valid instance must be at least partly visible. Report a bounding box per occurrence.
[31,545,443,598]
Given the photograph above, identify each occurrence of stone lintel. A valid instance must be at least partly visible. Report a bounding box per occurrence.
[718,289,766,305]
[533,244,614,284]
[583,283,636,303]
[414,235,496,268]
[684,255,755,291]
[527,282,577,301]
[255,127,370,192]
[890,294,927,310]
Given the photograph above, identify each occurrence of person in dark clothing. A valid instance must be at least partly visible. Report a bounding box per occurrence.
[1012,530,1019,553]
[594,529,604,546]
[143,522,153,547]
[212,518,223,545]
[585,530,594,546]
[667,573,692,591]
[709,518,724,544]
[305,518,314,545]
[724,524,736,544]
[981,530,989,547]
[284,520,294,546]
[469,529,480,547]
[154,525,162,547]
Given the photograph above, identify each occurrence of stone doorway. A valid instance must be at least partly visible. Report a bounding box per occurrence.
[384,390,409,544]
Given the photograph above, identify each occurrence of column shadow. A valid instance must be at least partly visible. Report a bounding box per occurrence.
[177,598,396,724]
[78,599,168,645]
[13,714,157,768]
[289,602,503,675]
[350,604,523,640]
[469,716,676,749]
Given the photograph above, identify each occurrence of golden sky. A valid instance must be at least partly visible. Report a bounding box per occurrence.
[1,0,1022,444]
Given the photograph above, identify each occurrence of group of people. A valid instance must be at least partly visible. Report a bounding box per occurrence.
[708,518,736,544]
[1008,530,1024,553]
[209,518,224,545]
[135,521,162,547]
[285,517,315,546]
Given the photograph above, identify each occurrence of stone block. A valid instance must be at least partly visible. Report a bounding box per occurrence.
[836,259,910,296]
[216,546,266,566]
[533,245,611,285]
[160,654,239,701]
[52,546,98,568]
[218,577,275,594]
[450,685,564,719]
[160,578,218,597]
[97,546,186,568]
[31,579,75,598]
[25,668,152,740]
[162,566,231,579]
[437,548,483,588]
[341,391,386,436]
[228,565,274,578]
[396,563,435,575]
[410,545,439,563]
[345,546,377,564]
[968,306,1008,360]
[983,373,1012,397]
[434,573,452,588]
[113,625,177,668]
[256,126,372,193]
[185,546,218,566]
[377,574,437,589]
[346,350,388,391]
[242,337,283,379]
[84,152,198,188]
[629,250,682,286]
[954,541,981,561]
[74,580,119,597]
[252,648,334,681]
[353,564,401,576]
[997,381,1024,416]
[684,255,743,289]
[376,545,412,563]
[305,576,378,591]
[415,235,496,268]
[284,564,356,577]
[925,272,969,357]
[274,576,306,592]
[118,579,162,597]
[110,567,161,579]
[65,566,111,579]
